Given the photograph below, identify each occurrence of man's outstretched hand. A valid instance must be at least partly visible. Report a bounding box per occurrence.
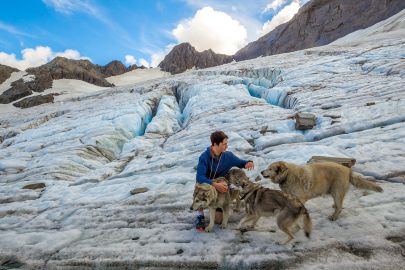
[245,161,254,171]
[212,181,228,193]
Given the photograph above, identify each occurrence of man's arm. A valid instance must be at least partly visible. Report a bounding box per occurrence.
[229,152,254,170]
[196,156,212,185]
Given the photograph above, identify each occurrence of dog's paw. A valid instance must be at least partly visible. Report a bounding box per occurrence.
[221,224,227,229]
[328,215,338,221]
[205,226,213,232]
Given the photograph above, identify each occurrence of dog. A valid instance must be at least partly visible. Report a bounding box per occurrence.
[229,185,243,212]
[261,161,383,221]
[227,168,312,244]
[190,181,231,232]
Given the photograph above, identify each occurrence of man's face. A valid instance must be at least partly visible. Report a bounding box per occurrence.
[213,138,228,154]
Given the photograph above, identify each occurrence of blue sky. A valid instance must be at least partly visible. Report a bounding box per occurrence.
[0,0,308,70]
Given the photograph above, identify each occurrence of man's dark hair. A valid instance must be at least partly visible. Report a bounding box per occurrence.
[210,131,228,146]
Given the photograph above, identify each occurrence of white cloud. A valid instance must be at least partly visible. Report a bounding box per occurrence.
[55,49,86,60]
[0,46,89,70]
[150,44,175,68]
[261,0,300,36]
[172,6,247,55]
[262,0,287,14]
[138,58,150,68]
[125,55,137,66]
[42,0,101,17]
[0,21,34,37]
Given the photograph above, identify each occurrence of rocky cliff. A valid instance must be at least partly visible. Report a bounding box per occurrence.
[234,0,405,61]
[158,43,233,74]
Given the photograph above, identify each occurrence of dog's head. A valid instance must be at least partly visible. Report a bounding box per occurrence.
[190,184,216,210]
[227,168,251,189]
[261,161,288,184]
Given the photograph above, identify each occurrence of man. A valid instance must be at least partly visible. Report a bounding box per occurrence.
[195,130,254,231]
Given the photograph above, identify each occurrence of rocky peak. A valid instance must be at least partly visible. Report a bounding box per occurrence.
[158,42,233,74]
[98,60,128,77]
[127,64,139,71]
[234,0,405,61]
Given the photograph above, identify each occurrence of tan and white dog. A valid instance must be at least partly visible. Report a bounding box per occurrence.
[261,161,383,220]
[190,182,231,232]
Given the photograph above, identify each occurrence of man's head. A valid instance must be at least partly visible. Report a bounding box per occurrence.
[210,131,228,155]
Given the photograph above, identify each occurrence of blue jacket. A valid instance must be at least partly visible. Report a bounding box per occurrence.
[196,147,249,184]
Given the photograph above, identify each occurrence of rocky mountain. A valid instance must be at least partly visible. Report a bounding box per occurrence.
[26,57,115,90]
[0,57,143,107]
[0,64,19,84]
[234,0,405,61]
[97,60,144,77]
[98,60,128,77]
[159,0,405,71]
[0,57,115,106]
[158,42,233,74]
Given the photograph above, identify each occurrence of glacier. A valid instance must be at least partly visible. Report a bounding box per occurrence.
[0,10,405,270]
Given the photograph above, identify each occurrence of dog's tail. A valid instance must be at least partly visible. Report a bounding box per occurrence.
[350,171,383,192]
[301,207,312,238]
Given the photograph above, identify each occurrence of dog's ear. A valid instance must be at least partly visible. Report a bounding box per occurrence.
[277,161,288,174]
[199,184,212,191]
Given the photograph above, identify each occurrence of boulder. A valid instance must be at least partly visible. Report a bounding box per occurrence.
[130,187,149,195]
[294,112,316,130]
[307,156,356,168]
[13,94,54,108]
[22,183,46,190]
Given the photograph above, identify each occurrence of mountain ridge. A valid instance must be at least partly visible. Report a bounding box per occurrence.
[158,42,233,74]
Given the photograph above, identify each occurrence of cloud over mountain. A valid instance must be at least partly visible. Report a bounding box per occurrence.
[172,6,247,55]
[0,46,89,70]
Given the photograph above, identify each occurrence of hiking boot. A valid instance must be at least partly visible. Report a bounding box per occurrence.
[195,215,205,231]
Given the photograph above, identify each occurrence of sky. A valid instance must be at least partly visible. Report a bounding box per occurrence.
[0,0,310,70]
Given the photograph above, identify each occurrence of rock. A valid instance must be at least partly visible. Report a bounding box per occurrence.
[324,113,341,119]
[234,0,405,61]
[127,64,139,71]
[321,103,342,110]
[0,79,32,103]
[294,112,316,130]
[13,94,54,108]
[0,64,19,84]
[176,249,184,255]
[366,102,376,106]
[130,187,149,195]
[22,183,46,190]
[98,60,127,77]
[159,43,233,74]
[307,156,356,168]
